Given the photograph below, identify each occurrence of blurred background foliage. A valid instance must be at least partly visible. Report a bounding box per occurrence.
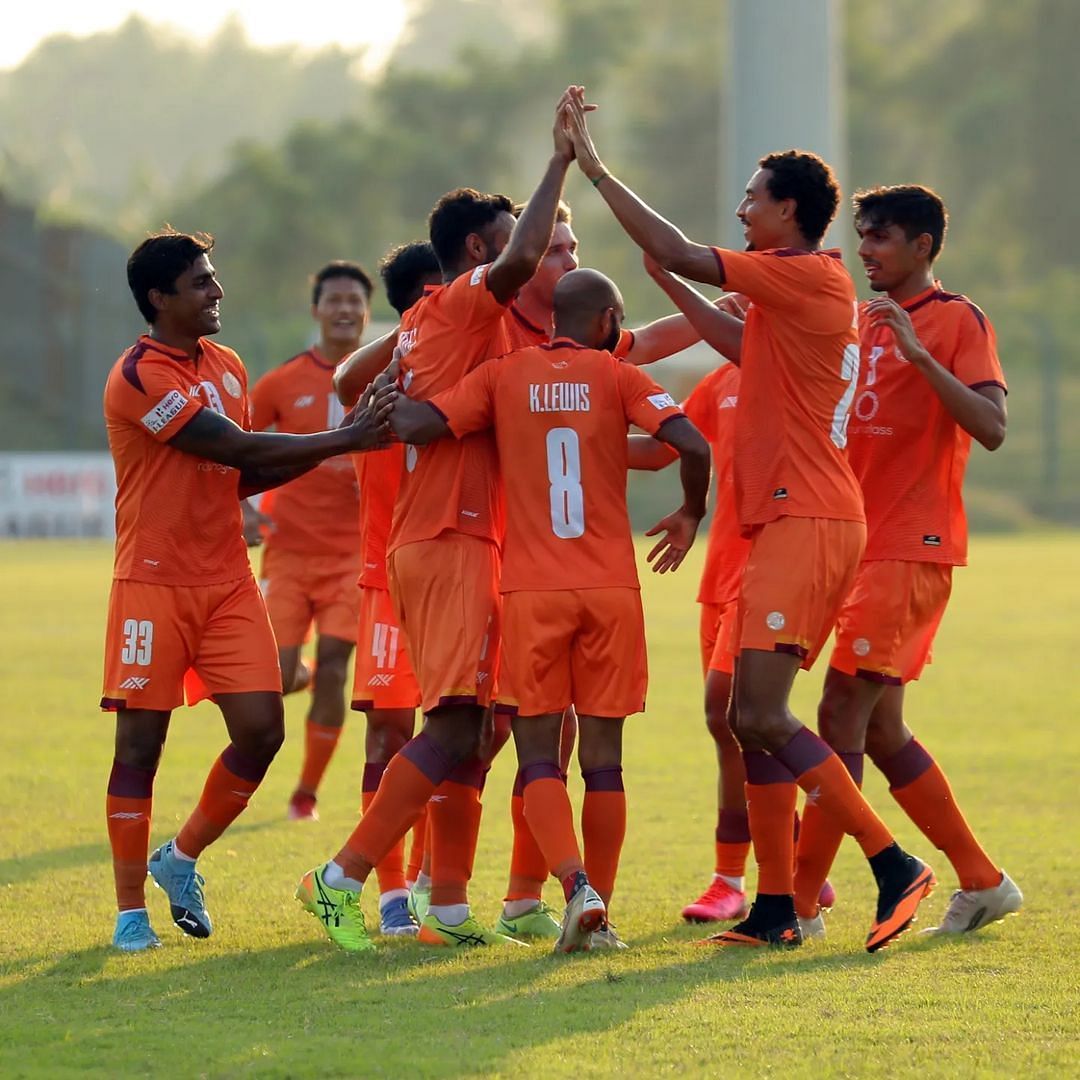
[0,0,1075,524]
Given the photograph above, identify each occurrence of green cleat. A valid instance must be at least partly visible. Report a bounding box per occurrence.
[418,912,528,948]
[495,901,562,940]
[296,866,375,953]
[408,883,431,927]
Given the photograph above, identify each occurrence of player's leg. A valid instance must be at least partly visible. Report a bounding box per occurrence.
[866,688,1021,933]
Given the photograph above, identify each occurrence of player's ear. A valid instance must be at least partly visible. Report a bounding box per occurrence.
[914,231,934,261]
[464,232,486,263]
[148,288,169,316]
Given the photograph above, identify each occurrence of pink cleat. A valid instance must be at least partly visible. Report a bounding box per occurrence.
[682,877,750,923]
[288,790,319,821]
[818,879,837,910]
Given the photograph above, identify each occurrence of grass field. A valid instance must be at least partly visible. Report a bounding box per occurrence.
[0,535,1077,1078]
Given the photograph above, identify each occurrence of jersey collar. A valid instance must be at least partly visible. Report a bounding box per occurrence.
[140,334,204,364]
[900,281,943,313]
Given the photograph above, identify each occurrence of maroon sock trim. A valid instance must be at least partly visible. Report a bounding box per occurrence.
[107,760,156,799]
[742,750,794,785]
[879,738,933,790]
[362,761,387,793]
[772,726,832,778]
[400,731,454,785]
[222,744,271,784]
[581,766,624,792]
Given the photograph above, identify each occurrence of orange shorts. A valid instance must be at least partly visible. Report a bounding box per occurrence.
[699,600,738,677]
[101,575,281,712]
[260,546,361,648]
[387,534,501,714]
[498,587,646,718]
[830,560,953,684]
[735,516,866,670]
[351,585,421,712]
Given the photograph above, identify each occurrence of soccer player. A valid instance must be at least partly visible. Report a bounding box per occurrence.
[793,185,1021,936]
[564,89,935,951]
[103,229,386,951]
[381,267,711,950]
[296,88,581,952]
[250,261,373,822]
[348,241,442,936]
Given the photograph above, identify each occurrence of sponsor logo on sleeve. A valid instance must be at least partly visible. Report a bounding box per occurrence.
[141,390,188,434]
[647,392,677,410]
[470,264,489,287]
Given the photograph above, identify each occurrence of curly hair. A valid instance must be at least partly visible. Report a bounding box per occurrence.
[759,150,841,245]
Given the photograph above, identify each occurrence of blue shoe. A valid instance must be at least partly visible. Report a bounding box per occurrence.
[112,910,161,952]
[148,840,212,938]
[380,895,420,937]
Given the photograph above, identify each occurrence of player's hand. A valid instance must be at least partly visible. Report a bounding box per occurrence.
[715,293,747,321]
[565,86,604,180]
[645,506,701,574]
[864,297,927,364]
[241,502,269,547]
[341,383,392,450]
[553,88,577,162]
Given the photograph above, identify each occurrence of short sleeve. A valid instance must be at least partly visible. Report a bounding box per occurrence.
[442,263,513,331]
[249,369,278,431]
[712,248,822,309]
[949,305,1007,393]
[430,361,498,438]
[616,363,685,435]
[612,328,635,360]
[107,360,203,444]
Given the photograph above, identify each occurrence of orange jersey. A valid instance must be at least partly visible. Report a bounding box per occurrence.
[681,363,751,605]
[103,335,251,586]
[389,266,513,553]
[354,444,404,590]
[712,247,864,529]
[849,284,1006,565]
[430,339,684,593]
[250,349,360,557]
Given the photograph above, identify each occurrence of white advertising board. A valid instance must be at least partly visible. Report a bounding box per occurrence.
[0,453,116,538]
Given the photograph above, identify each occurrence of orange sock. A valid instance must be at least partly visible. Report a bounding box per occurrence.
[581,768,625,908]
[176,745,269,860]
[406,804,428,884]
[335,732,451,882]
[106,761,155,911]
[793,752,862,917]
[880,739,999,890]
[774,728,893,858]
[362,763,407,895]
[520,762,583,883]
[298,720,342,795]
[715,809,751,879]
[505,768,550,901]
[743,751,797,895]
[428,760,485,906]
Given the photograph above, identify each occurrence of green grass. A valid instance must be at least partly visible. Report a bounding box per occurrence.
[0,535,1077,1078]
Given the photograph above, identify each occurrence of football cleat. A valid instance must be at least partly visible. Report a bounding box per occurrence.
[698,904,802,948]
[112,910,161,952]
[295,866,374,952]
[379,895,419,937]
[148,841,212,938]
[681,877,749,923]
[287,791,319,822]
[408,883,431,927]
[818,878,837,910]
[417,912,526,948]
[866,853,936,953]
[923,870,1022,935]
[495,901,562,940]
[797,911,826,940]
[590,921,629,950]
[554,884,607,954]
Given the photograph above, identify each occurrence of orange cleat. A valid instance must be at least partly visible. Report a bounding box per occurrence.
[866,856,936,953]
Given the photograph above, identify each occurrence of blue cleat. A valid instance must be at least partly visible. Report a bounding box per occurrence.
[112,909,161,952]
[380,895,420,937]
[148,840,213,938]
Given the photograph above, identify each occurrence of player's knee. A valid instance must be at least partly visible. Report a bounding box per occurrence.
[577,732,622,772]
[817,682,862,749]
[117,730,166,771]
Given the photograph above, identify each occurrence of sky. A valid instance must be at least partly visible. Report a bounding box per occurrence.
[1,1,410,72]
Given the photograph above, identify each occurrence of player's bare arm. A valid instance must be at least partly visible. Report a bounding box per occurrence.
[866,297,1007,450]
[644,416,710,574]
[627,433,678,471]
[333,328,398,407]
[641,253,746,364]
[485,89,581,305]
[373,382,451,446]
[565,90,721,286]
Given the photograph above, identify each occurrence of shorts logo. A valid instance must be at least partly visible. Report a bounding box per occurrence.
[119,676,150,690]
[923,534,942,547]
[141,390,187,434]
[294,395,315,408]
[222,371,242,398]
[470,264,489,286]
[367,674,394,687]
[852,638,871,657]
[648,392,677,410]
[476,671,489,684]
[766,611,785,631]
[772,487,788,500]
[720,395,738,409]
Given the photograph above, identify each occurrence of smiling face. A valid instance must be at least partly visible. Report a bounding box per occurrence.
[519,221,580,314]
[152,253,223,338]
[312,275,370,349]
[735,168,794,251]
[856,216,928,293]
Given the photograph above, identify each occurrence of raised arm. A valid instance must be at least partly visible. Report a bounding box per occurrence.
[334,328,398,406]
[644,416,711,573]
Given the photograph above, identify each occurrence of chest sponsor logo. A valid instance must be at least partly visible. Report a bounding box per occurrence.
[398,329,418,357]
[222,371,242,398]
[648,392,677,410]
[923,534,942,547]
[294,395,315,408]
[141,390,187,434]
[529,382,590,413]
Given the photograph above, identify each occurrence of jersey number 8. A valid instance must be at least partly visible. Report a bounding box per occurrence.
[546,427,585,539]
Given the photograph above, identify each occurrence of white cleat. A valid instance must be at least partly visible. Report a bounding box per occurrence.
[590,921,629,950]
[555,884,607,954]
[924,870,1023,935]
[797,911,826,940]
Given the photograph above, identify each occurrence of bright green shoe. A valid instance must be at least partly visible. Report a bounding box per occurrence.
[295,866,375,953]
[495,901,561,940]
[408,884,431,927]
[418,912,528,948]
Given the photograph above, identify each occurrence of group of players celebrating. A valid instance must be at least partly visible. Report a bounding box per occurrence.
[101,86,1021,955]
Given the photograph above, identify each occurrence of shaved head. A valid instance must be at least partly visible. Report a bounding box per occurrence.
[552,268,625,351]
